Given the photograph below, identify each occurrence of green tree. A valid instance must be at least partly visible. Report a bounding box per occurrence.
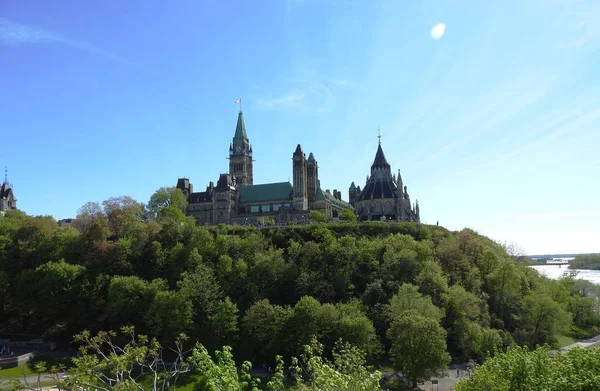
[102,196,145,239]
[334,300,382,358]
[242,299,292,361]
[106,276,168,334]
[18,259,88,332]
[387,310,450,388]
[339,208,357,222]
[208,297,239,349]
[415,260,449,306]
[147,186,188,220]
[286,296,324,356]
[523,292,572,346]
[455,345,600,391]
[145,290,193,343]
[309,210,328,223]
[72,201,109,242]
[388,283,444,322]
[178,263,223,316]
[291,338,382,391]
[65,327,193,391]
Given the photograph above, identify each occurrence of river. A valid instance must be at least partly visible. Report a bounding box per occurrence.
[530,264,600,285]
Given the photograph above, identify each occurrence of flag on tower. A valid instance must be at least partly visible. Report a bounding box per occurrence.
[234,98,241,104]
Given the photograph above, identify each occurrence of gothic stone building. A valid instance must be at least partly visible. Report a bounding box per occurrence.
[348,141,420,222]
[176,111,353,225]
[0,173,17,214]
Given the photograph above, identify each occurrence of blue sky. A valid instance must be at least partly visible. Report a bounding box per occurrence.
[1,0,599,254]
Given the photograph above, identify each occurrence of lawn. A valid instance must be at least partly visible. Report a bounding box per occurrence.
[0,354,73,379]
[556,334,576,348]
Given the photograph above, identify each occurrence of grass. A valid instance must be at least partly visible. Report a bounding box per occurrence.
[0,354,73,379]
[0,364,32,379]
[569,325,600,339]
[556,335,576,348]
[555,325,600,349]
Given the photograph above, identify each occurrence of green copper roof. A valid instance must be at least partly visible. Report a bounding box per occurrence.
[316,188,354,210]
[238,182,293,203]
[234,111,248,141]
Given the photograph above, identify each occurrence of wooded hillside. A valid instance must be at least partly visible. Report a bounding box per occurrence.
[1,191,598,372]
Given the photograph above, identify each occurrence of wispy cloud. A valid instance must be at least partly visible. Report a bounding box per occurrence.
[410,72,556,169]
[254,63,351,113]
[505,210,600,219]
[255,90,305,110]
[536,0,600,50]
[0,18,136,66]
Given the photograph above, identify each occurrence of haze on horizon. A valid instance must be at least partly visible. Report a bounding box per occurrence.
[1,0,599,255]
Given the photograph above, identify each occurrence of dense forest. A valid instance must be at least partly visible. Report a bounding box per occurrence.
[569,254,600,270]
[1,187,599,385]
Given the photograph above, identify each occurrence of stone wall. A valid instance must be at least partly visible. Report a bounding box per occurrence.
[0,352,36,369]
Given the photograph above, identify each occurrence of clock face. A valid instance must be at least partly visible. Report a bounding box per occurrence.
[235,145,242,153]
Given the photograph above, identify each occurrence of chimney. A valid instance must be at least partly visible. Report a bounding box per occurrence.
[333,189,338,200]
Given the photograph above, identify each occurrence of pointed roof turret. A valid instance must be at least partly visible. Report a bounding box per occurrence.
[293,144,304,156]
[307,152,316,163]
[350,182,356,190]
[371,143,391,171]
[234,111,248,141]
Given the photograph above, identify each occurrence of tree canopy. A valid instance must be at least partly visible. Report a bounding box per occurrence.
[1,189,599,389]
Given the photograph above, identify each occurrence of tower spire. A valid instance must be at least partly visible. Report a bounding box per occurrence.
[377,127,382,145]
[234,111,248,141]
[3,167,7,184]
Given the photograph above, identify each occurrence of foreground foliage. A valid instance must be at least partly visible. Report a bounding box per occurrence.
[454,345,600,391]
[59,328,381,391]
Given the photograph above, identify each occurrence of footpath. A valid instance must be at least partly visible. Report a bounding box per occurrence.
[558,333,600,351]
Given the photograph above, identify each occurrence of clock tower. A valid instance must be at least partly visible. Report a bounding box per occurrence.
[229,110,253,186]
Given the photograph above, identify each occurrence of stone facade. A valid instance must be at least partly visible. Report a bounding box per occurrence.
[0,169,17,214]
[349,142,420,222]
[177,111,354,225]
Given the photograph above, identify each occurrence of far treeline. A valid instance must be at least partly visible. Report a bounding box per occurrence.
[1,187,599,387]
[569,254,600,270]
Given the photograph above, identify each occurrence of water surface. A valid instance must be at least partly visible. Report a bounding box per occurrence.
[530,264,600,285]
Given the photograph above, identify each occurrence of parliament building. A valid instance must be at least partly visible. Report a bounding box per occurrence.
[176,110,420,225]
